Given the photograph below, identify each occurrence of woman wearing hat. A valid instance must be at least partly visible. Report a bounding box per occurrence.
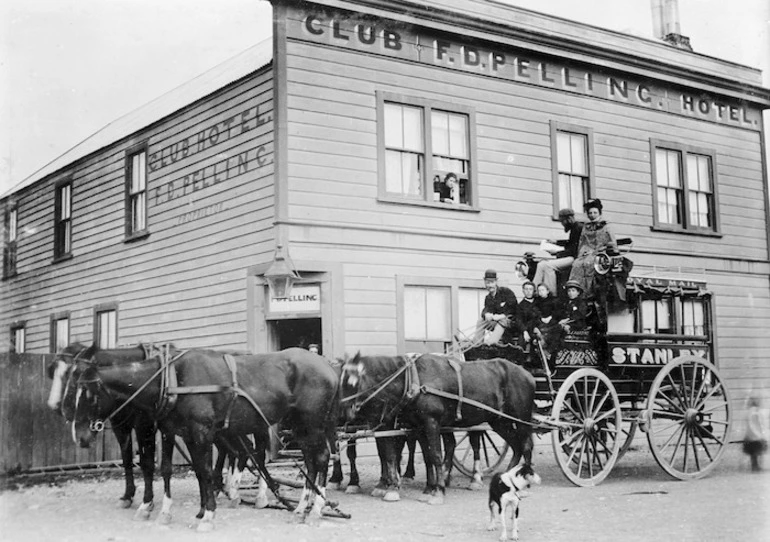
[568,198,617,298]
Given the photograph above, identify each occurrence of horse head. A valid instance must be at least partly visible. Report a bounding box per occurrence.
[339,352,366,422]
[72,360,118,448]
[46,342,94,414]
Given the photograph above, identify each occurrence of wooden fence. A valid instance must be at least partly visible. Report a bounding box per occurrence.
[0,353,122,474]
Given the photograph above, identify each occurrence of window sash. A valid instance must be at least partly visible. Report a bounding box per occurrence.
[458,288,486,337]
[9,208,18,242]
[652,143,717,232]
[54,318,69,351]
[404,286,451,341]
[382,95,473,206]
[97,310,117,348]
[127,151,148,233]
[12,327,25,353]
[55,184,72,256]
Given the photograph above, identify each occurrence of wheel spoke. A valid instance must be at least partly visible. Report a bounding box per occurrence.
[678,363,691,409]
[590,390,611,419]
[655,389,685,414]
[691,427,714,463]
[586,436,596,479]
[572,383,587,419]
[592,435,605,470]
[565,432,584,466]
[691,367,709,408]
[664,373,689,410]
[560,428,586,448]
[576,439,587,478]
[652,419,684,436]
[483,434,504,457]
[651,408,685,419]
[668,423,687,466]
[594,409,618,424]
[587,379,601,417]
[693,381,724,411]
[562,395,584,422]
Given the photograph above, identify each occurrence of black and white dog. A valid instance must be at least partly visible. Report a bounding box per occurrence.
[487,463,541,541]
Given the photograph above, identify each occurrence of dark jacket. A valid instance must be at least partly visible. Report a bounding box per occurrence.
[482,286,520,341]
[518,298,540,335]
[556,221,584,259]
[535,294,560,321]
[563,296,588,331]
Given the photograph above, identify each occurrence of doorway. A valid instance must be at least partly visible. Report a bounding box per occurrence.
[271,318,322,354]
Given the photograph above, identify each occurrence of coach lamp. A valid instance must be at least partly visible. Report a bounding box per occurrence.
[264,243,301,299]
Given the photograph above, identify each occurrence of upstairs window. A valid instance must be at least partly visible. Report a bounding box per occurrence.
[94,305,118,348]
[54,181,72,260]
[51,313,70,353]
[3,205,18,278]
[379,92,476,208]
[10,323,25,354]
[551,121,594,217]
[651,141,719,234]
[126,148,148,239]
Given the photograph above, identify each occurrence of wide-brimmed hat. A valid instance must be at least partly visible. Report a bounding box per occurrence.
[484,269,497,280]
[565,280,583,292]
[558,208,575,219]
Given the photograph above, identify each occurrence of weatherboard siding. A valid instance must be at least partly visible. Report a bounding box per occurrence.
[0,68,275,352]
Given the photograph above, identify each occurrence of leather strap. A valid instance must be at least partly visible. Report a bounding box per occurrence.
[447,357,464,420]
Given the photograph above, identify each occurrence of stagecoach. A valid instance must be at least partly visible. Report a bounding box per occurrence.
[451,241,731,487]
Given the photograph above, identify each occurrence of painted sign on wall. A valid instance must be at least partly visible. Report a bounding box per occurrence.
[292,9,762,129]
[268,284,321,314]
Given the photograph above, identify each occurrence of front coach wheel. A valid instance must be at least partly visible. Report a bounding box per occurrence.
[645,356,730,480]
[452,430,510,477]
[551,368,622,487]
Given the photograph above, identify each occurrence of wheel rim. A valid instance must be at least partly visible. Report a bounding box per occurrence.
[452,430,510,477]
[616,419,638,461]
[645,356,730,480]
[551,368,622,487]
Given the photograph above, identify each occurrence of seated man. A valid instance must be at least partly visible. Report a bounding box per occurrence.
[517,281,540,349]
[480,269,520,345]
[533,208,583,296]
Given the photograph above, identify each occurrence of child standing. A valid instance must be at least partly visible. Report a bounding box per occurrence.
[743,394,768,472]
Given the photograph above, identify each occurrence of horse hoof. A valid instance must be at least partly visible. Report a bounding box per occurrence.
[119,498,132,509]
[427,494,444,505]
[254,496,269,509]
[133,509,151,521]
[371,488,386,498]
[402,476,414,483]
[417,493,431,502]
[227,497,240,508]
[469,481,484,491]
[328,482,342,491]
[382,491,400,502]
[157,512,172,526]
[345,485,361,495]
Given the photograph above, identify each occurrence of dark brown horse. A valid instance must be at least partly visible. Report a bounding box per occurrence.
[47,343,171,520]
[67,345,339,530]
[340,353,536,504]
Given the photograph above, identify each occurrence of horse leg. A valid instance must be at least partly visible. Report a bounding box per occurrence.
[380,436,402,502]
[403,433,417,480]
[112,423,135,508]
[416,432,434,501]
[422,418,445,505]
[442,433,456,488]
[371,437,390,498]
[133,415,157,520]
[329,439,344,490]
[305,429,333,521]
[156,430,175,525]
[346,440,360,493]
[212,441,227,498]
[468,431,485,491]
[184,432,217,532]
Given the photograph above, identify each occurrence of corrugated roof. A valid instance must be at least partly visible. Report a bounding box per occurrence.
[1,38,273,200]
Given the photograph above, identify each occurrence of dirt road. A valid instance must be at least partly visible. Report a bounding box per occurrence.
[1,442,768,542]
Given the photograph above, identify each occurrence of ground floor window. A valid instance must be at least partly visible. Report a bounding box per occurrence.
[10,323,25,353]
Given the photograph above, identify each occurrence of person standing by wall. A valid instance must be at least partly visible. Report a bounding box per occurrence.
[743,394,768,472]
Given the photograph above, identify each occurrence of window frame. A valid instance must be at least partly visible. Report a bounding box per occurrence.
[633,294,712,339]
[650,139,721,236]
[53,178,73,262]
[93,302,119,348]
[10,321,26,354]
[396,275,488,353]
[550,121,595,219]
[376,91,479,211]
[50,311,71,353]
[125,143,150,242]
[3,204,18,279]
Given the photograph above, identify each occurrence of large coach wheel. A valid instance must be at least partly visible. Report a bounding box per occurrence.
[452,430,510,477]
[551,368,622,487]
[645,356,730,480]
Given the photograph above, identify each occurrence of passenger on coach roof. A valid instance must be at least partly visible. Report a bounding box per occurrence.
[533,208,583,296]
[481,269,520,345]
[568,199,617,299]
